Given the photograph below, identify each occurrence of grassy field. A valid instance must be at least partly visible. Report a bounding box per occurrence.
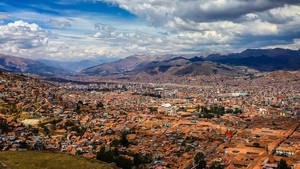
[0,151,118,169]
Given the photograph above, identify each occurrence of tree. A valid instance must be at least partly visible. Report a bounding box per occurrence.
[32,128,39,135]
[41,125,49,135]
[194,152,206,169]
[96,147,114,163]
[76,101,83,113]
[65,120,74,127]
[111,139,121,147]
[0,119,9,133]
[113,148,119,156]
[149,107,158,113]
[120,132,130,147]
[253,142,260,147]
[18,141,28,149]
[196,105,201,112]
[97,101,104,108]
[277,159,291,169]
[115,156,132,169]
[133,153,143,167]
[96,147,133,169]
[210,162,224,169]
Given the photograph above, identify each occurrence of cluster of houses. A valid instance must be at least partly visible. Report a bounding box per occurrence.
[0,70,299,168]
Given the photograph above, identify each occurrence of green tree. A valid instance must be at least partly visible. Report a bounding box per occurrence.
[133,153,143,167]
[18,141,28,149]
[194,152,206,169]
[32,128,39,135]
[253,142,260,147]
[0,119,9,133]
[149,107,158,113]
[115,156,132,169]
[277,159,291,169]
[75,101,83,113]
[210,162,224,169]
[111,139,121,147]
[120,132,130,147]
[196,105,201,112]
[65,120,74,127]
[96,147,114,163]
[42,125,50,135]
[97,101,104,108]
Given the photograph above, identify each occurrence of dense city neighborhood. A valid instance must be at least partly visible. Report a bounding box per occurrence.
[0,70,299,169]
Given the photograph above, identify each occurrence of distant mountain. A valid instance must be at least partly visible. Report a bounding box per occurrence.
[79,48,299,78]
[206,48,300,71]
[38,59,116,72]
[79,53,224,76]
[79,55,178,76]
[0,54,70,76]
[132,56,253,76]
[80,54,256,79]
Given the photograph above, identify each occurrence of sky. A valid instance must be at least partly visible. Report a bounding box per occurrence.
[0,0,300,61]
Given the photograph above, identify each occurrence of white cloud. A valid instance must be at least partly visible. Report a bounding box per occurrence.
[48,19,72,28]
[265,39,300,50]
[2,1,300,61]
[0,20,147,61]
[0,20,49,49]
[101,0,300,25]
[89,0,300,55]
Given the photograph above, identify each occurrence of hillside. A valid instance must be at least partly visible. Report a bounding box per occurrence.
[263,70,300,81]
[79,54,187,76]
[80,48,300,78]
[206,48,300,71]
[133,57,253,76]
[79,55,157,76]
[80,55,258,81]
[0,151,118,169]
[0,54,70,76]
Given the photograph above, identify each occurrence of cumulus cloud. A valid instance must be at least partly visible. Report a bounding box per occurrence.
[102,0,300,24]
[0,20,49,49]
[99,0,300,51]
[2,1,300,61]
[103,0,299,35]
[0,20,137,61]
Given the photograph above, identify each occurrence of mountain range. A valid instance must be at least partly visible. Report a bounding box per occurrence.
[79,48,300,77]
[206,48,300,71]
[0,48,299,78]
[0,54,69,76]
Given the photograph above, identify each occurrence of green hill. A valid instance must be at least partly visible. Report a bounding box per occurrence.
[0,151,118,169]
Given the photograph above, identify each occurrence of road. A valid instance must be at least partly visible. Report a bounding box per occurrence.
[271,122,300,155]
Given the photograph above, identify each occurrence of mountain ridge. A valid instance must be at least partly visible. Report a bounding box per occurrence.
[206,48,300,71]
[0,54,70,76]
[80,48,300,77]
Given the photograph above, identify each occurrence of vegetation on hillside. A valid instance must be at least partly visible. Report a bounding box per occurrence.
[0,151,117,169]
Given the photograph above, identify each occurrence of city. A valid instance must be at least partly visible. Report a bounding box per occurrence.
[1,0,300,169]
[0,69,299,168]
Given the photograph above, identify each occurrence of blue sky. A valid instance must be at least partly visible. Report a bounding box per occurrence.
[0,0,300,61]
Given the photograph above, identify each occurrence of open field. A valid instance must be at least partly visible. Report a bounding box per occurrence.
[0,151,118,169]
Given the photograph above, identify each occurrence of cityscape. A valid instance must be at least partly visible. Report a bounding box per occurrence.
[0,0,300,169]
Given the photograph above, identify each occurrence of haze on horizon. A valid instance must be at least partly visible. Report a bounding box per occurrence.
[1,0,300,61]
